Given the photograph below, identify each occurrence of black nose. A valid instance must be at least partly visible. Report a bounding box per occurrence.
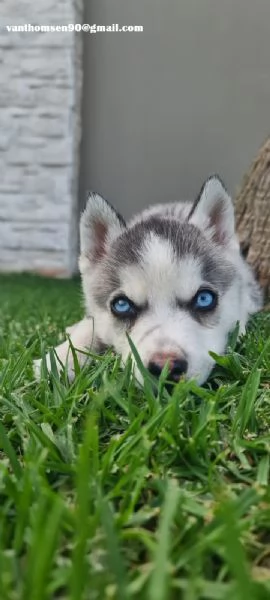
[148,358,188,382]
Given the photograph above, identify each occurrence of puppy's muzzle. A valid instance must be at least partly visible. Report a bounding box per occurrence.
[148,352,188,382]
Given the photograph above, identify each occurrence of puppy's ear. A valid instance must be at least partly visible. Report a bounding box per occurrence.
[80,192,126,262]
[188,176,236,247]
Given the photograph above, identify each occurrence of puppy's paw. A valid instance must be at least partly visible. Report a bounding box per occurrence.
[33,352,77,382]
[33,319,94,382]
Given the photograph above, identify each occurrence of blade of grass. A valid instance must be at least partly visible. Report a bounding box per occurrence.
[232,368,261,435]
[217,500,255,600]
[148,478,180,600]
[99,493,128,600]
[0,421,22,479]
[23,495,63,600]
[70,412,99,600]
[256,454,270,487]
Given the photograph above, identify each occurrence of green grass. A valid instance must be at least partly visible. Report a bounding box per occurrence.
[0,274,270,600]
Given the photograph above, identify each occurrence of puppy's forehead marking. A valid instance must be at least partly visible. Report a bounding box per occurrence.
[142,232,176,274]
[94,216,236,309]
[113,218,207,266]
[141,234,203,301]
[119,234,203,304]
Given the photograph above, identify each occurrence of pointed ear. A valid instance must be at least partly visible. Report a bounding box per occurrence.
[188,176,236,246]
[80,192,126,262]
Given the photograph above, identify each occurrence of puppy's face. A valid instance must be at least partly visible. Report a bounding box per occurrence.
[79,178,248,385]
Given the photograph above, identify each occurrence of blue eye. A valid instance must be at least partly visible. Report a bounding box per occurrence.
[111,296,136,317]
[193,289,217,310]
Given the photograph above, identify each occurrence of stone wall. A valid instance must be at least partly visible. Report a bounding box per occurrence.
[0,0,83,276]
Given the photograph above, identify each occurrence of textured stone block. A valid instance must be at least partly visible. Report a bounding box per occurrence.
[0,0,83,276]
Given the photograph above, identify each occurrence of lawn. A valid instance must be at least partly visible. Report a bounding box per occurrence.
[0,274,270,600]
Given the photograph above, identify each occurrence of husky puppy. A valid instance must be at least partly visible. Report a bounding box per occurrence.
[34,176,262,385]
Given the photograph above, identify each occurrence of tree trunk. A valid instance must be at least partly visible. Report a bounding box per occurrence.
[235,136,270,299]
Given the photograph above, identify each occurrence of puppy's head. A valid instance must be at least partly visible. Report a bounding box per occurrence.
[79,177,257,385]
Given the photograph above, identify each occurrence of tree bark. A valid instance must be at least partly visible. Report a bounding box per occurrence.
[235,136,270,298]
